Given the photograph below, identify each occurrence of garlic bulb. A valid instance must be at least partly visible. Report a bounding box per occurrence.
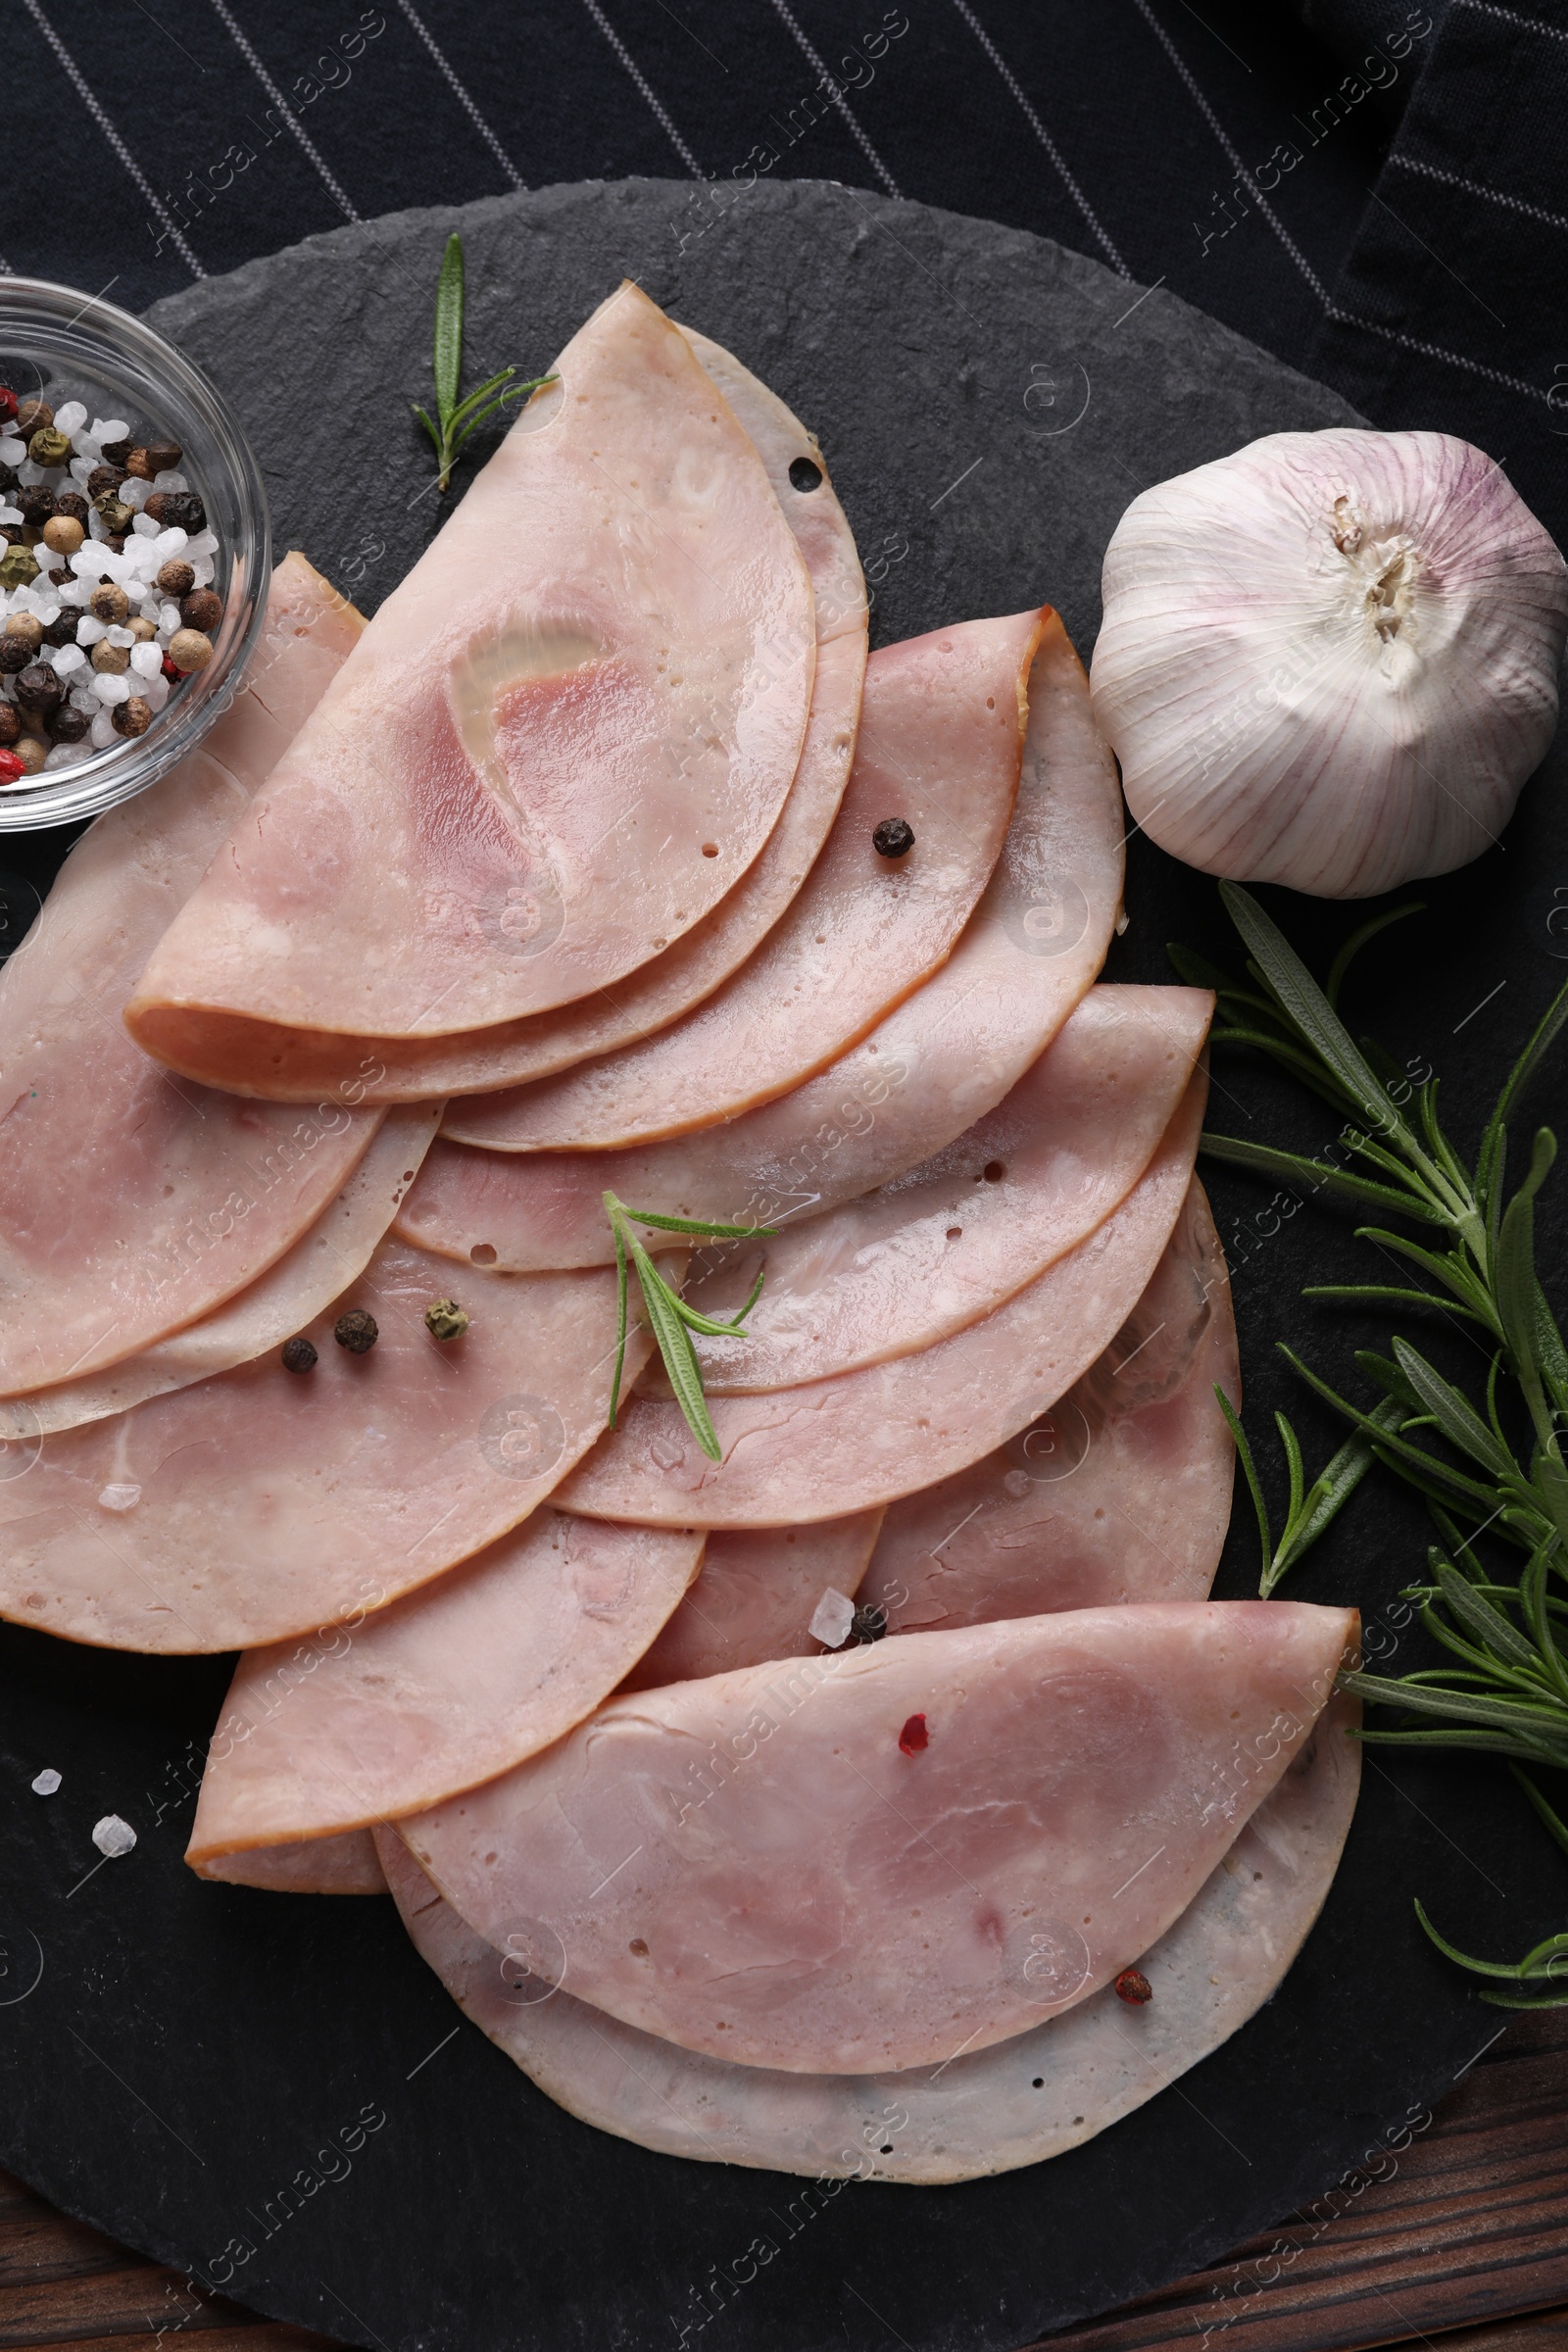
[1090,429,1568,898]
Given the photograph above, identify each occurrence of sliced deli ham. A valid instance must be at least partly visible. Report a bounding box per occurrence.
[0,556,382,1394]
[185,1513,705,1858]
[197,1829,388,1895]
[619,1511,885,1690]
[397,625,1125,1273]
[861,1180,1238,1630]
[446,611,1039,1152]
[377,1690,1360,2180]
[398,1599,1358,2076]
[126,284,816,1057]
[140,330,867,1106]
[0,1240,656,1653]
[554,1082,1206,1528]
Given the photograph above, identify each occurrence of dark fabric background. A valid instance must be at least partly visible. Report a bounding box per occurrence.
[5,0,1565,542]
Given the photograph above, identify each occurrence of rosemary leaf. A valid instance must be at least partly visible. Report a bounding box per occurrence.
[432,231,463,428]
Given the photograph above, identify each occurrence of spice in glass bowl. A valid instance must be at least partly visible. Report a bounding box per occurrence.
[0,392,221,784]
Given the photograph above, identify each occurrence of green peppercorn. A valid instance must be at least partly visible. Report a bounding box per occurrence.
[93,493,134,536]
[0,544,39,589]
[27,427,72,468]
[424,1298,469,1342]
[334,1308,378,1354]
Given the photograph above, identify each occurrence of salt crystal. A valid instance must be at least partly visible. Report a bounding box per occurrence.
[70,457,95,486]
[191,558,215,588]
[50,644,84,674]
[0,436,24,465]
[89,710,117,747]
[70,684,97,713]
[70,550,109,580]
[92,673,130,707]
[90,417,128,444]
[131,513,159,538]
[31,1768,62,1796]
[152,469,188,491]
[44,743,91,770]
[152,526,187,558]
[120,476,150,511]
[186,529,219,558]
[105,624,135,647]
[16,461,43,488]
[809,1587,857,1648]
[158,602,181,635]
[53,400,87,435]
[129,642,162,678]
[0,507,21,526]
[143,672,170,712]
[91,1814,137,1858]
[75,613,105,643]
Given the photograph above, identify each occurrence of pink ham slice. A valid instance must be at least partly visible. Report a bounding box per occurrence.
[197,1829,388,1895]
[0,556,382,1394]
[377,1690,1360,2180]
[395,620,1124,1273]
[153,330,868,1106]
[860,1179,1238,1630]
[185,1513,706,1859]
[0,1239,656,1653]
[619,1510,885,1691]
[445,611,1040,1152]
[3,1102,440,1437]
[665,983,1210,1393]
[125,284,816,1059]
[554,1082,1205,1529]
[398,1598,1358,2076]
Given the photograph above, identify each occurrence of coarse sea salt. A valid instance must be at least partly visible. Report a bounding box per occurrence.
[53,400,87,435]
[89,710,117,748]
[92,673,130,707]
[129,642,162,678]
[91,1814,137,1858]
[808,1586,857,1648]
[30,1768,62,1796]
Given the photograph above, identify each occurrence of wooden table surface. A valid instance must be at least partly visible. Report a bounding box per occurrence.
[2,2007,1564,2351]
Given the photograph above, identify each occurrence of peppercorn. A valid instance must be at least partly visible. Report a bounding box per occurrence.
[144,489,206,533]
[93,494,134,537]
[12,736,47,776]
[156,557,194,598]
[1114,1968,1153,2005]
[98,435,131,468]
[850,1601,888,1643]
[91,641,130,676]
[41,612,76,648]
[86,465,123,502]
[280,1336,318,1374]
[50,705,89,744]
[168,627,214,673]
[0,704,19,747]
[14,400,52,438]
[54,490,89,526]
[4,613,43,655]
[873,817,915,858]
[127,615,157,642]
[28,427,72,468]
[161,654,181,683]
[424,1298,469,1342]
[16,484,56,528]
[102,533,126,555]
[13,664,61,717]
[0,463,16,496]
[89,581,130,625]
[122,446,154,480]
[145,440,182,475]
[113,696,152,739]
[0,389,16,426]
[0,748,23,786]
[180,587,221,634]
[0,640,30,676]
[0,544,38,589]
[334,1308,378,1354]
[42,514,83,557]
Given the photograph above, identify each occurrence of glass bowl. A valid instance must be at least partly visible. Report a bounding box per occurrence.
[0,274,269,832]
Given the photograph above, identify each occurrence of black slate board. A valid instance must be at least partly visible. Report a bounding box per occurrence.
[3,178,1567,2352]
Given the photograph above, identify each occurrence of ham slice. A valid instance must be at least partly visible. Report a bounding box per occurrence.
[185,1513,706,1859]
[197,1829,387,1895]
[554,1084,1205,1529]
[445,611,1039,1152]
[0,556,382,1394]
[3,1103,440,1437]
[398,1598,1358,2076]
[132,330,867,1106]
[395,627,1125,1274]
[125,284,816,1056]
[860,1180,1238,1630]
[661,983,1210,1393]
[619,1510,885,1691]
[0,1239,656,1653]
[377,1691,1359,2180]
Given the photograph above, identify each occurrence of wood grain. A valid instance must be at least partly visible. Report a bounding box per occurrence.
[0,2012,1562,2350]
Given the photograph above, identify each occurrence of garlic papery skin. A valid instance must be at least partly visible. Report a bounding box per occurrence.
[1089,428,1568,899]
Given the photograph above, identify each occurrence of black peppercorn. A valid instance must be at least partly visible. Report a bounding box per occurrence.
[16,484,56,528]
[49,704,89,744]
[98,436,132,468]
[41,612,76,648]
[334,1307,378,1354]
[280,1336,318,1374]
[850,1602,888,1643]
[872,817,915,858]
[54,490,89,526]
[144,489,207,534]
[145,439,182,475]
[86,465,123,502]
[0,463,16,495]
[0,635,33,675]
[180,588,222,633]
[788,456,824,493]
[13,664,61,717]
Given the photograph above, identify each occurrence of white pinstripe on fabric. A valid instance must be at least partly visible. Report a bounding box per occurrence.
[1454,0,1568,42]
[208,0,363,225]
[580,0,706,179]
[765,0,903,201]
[394,0,525,190]
[950,0,1129,275]
[21,0,205,277]
[1390,153,1568,239]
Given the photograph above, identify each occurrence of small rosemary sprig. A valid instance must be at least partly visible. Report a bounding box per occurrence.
[1179,881,1568,2007]
[413,232,555,492]
[603,1194,775,1462]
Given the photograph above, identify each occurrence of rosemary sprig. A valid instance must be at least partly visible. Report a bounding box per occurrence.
[1181,882,1568,2006]
[413,232,555,492]
[603,1193,775,1462]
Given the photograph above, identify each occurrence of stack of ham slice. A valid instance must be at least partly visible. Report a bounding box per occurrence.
[0,285,1361,2183]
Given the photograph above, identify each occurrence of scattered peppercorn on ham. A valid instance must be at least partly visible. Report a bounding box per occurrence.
[124,285,816,1060]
